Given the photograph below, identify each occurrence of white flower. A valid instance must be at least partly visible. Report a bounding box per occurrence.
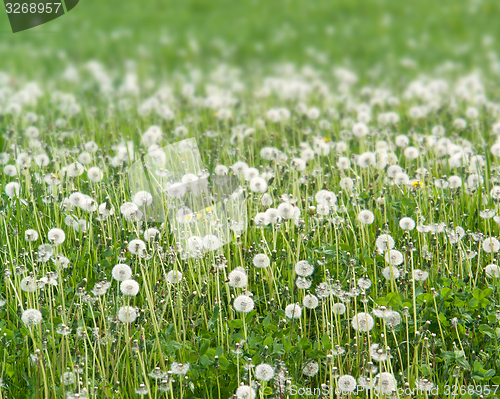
[128,239,146,256]
[120,280,140,296]
[358,210,375,225]
[255,363,275,381]
[482,237,500,253]
[67,162,84,177]
[25,229,39,242]
[303,294,319,309]
[358,278,372,289]
[69,192,85,208]
[374,372,397,394]
[351,312,374,332]
[249,176,268,193]
[295,260,314,277]
[203,235,220,251]
[171,362,190,375]
[399,217,415,230]
[166,270,183,284]
[232,161,249,175]
[384,250,404,265]
[375,234,395,251]
[132,191,153,207]
[214,165,228,176]
[21,309,43,326]
[20,276,38,292]
[3,165,18,177]
[404,146,419,159]
[413,269,429,281]
[48,228,65,245]
[118,306,137,323]
[285,303,302,319]
[302,361,319,377]
[382,266,400,280]
[112,264,132,281]
[253,254,270,268]
[62,371,75,386]
[315,190,337,206]
[385,310,401,327]
[338,374,357,393]
[244,167,259,181]
[144,228,160,241]
[87,166,103,182]
[98,202,115,219]
[233,295,254,313]
[291,158,306,171]
[235,385,256,399]
[228,267,248,288]
[5,182,20,198]
[485,264,500,278]
[370,343,389,362]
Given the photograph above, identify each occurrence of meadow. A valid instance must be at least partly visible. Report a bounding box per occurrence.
[2,0,500,398]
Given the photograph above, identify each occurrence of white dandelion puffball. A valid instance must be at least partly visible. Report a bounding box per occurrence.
[20,276,38,293]
[375,234,395,251]
[143,228,160,241]
[413,269,429,281]
[235,385,256,399]
[482,237,500,253]
[358,210,375,225]
[384,249,404,265]
[315,189,337,206]
[128,239,147,255]
[255,363,275,381]
[118,306,138,323]
[485,264,500,278]
[132,191,153,207]
[252,253,270,268]
[48,228,66,245]
[120,279,140,296]
[112,264,132,281]
[21,308,43,326]
[87,166,103,182]
[232,161,249,175]
[249,176,268,193]
[351,312,375,332]
[203,235,220,251]
[25,229,39,242]
[285,303,302,319]
[171,362,190,375]
[61,371,75,386]
[332,303,346,315]
[385,310,402,327]
[5,182,21,198]
[382,266,400,280]
[233,295,254,313]
[338,374,357,393]
[66,162,84,177]
[404,146,419,159]
[166,270,183,284]
[303,294,319,309]
[374,372,397,394]
[228,267,248,288]
[295,260,314,277]
[296,277,312,289]
[214,164,228,176]
[399,217,415,231]
[302,361,320,377]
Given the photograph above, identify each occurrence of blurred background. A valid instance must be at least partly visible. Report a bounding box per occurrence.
[1,0,500,83]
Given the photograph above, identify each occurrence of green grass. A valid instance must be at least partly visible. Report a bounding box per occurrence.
[1,1,500,398]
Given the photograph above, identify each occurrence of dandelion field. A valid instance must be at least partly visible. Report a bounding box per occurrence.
[3,1,500,398]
